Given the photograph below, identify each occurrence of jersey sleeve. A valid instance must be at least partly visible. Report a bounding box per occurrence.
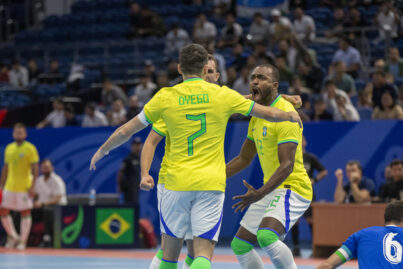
[4,146,10,164]
[30,145,39,164]
[143,89,165,124]
[276,120,300,145]
[152,119,167,137]
[223,86,255,116]
[246,119,255,142]
[340,231,359,260]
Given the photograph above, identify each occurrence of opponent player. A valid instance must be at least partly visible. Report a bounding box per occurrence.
[316,201,403,268]
[143,55,302,269]
[90,44,300,269]
[0,123,39,250]
[226,64,312,269]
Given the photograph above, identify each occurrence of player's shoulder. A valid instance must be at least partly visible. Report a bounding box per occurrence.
[24,141,37,150]
[276,97,296,112]
[357,226,389,237]
[5,142,16,150]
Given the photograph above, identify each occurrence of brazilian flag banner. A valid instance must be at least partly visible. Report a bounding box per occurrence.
[96,208,134,244]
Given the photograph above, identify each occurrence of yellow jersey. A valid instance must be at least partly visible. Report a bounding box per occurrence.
[144,78,254,192]
[152,120,169,185]
[247,96,312,200]
[4,141,39,192]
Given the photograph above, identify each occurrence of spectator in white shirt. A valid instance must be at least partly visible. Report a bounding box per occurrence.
[375,1,400,40]
[102,78,127,107]
[233,67,250,95]
[33,159,67,246]
[82,103,108,127]
[293,7,316,42]
[332,36,361,78]
[165,23,190,55]
[107,99,127,126]
[323,80,354,112]
[8,60,29,89]
[332,94,360,121]
[193,13,217,45]
[218,12,243,48]
[36,98,66,128]
[270,9,293,43]
[248,12,270,45]
[133,73,157,105]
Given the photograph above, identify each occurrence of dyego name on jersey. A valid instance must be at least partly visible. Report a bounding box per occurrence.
[179,94,209,105]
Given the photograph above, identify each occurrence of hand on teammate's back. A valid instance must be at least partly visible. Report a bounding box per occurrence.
[140,175,155,191]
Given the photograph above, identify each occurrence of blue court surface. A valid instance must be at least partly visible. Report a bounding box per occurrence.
[0,247,358,268]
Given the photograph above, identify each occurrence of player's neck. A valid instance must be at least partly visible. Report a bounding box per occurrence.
[182,74,202,81]
[15,140,24,146]
[266,91,279,106]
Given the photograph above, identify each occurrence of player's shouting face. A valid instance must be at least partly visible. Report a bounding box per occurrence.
[249,66,279,105]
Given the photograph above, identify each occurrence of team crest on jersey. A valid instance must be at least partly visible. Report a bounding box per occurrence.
[262,127,267,137]
[19,153,24,158]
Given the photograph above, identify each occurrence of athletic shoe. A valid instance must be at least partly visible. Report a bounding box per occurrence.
[15,241,26,250]
[4,236,18,249]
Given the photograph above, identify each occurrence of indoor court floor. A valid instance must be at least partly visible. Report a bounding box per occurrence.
[0,247,358,268]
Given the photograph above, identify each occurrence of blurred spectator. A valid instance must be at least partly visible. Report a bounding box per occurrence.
[357,89,372,108]
[288,76,311,95]
[66,63,84,93]
[378,160,403,202]
[278,39,298,71]
[45,59,63,84]
[344,7,367,44]
[117,138,142,205]
[36,98,66,128]
[332,94,360,121]
[193,14,217,45]
[27,59,40,84]
[206,42,227,84]
[334,160,376,203]
[135,6,165,37]
[269,9,293,43]
[126,95,141,120]
[384,164,393,182]
[323,79,353,110]
[247,12,270,45]
[253,42,275,66]
[372,91,403,120]
[8,60,28,88]
[310,97,333,121]
[371,71,398,108]
[107,99,127,126]
[374,58,386,71]
[375,1,400,41]
[155,71,169,93]
[82,103,108,127]
[143,60,157,83]
[64,104,79,126]
[229,43,247,72]
[276,56,293,84]
[385,72,395,85]
[325,8,345,39]
[385,47,403,78]
[0,63,9,83]
[226,66,237,88]
[245,55,258,70]
[325,61,356,96]
[133,73,157,105]
[166,59,182,86]
[289,0,307,10]
[165,23,190,55]
[332,36,361,78]
[232,67,250,95]
[218,13,243,48]
[293,7,315,42]
[101,78,127,107]
[398,87,403,107]
[298,53,323,93]
[33,159,66,247]
[129,2,142,38]
[213,0,232,17]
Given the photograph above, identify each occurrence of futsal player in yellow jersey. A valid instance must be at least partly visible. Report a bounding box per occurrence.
[226,64,312,269]
[0,123,39,250]
[90,44,300,269]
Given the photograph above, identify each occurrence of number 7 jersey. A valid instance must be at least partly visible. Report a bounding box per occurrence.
[144,78,254,192]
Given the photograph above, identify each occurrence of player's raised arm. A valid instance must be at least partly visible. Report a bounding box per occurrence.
[250,103,301,126]
[90,113,149,170]
[226,138,257,179]
[140,129,164,191]
[243,94,302,109]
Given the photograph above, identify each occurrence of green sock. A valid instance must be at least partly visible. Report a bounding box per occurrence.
[189,256,211,269]
[159,259,178,269]
[156,249,164,260]
[185,255,194,266]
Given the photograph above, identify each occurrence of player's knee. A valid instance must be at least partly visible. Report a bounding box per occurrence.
[231,236,253,255]
[257,229,279,248]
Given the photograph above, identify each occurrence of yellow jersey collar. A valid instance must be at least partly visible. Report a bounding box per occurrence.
[269,95,281,107]
[184,77,203,83]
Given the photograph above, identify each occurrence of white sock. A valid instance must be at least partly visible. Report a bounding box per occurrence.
[20,216,32,244]
[182,262,190,269]
[149,252,162,269]
[1,215,18,239]
[236,249,265,269]
[262,240,297,269]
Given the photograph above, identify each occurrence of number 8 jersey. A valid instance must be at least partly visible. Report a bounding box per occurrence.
[144,78,254,192]
[338,226,403,268]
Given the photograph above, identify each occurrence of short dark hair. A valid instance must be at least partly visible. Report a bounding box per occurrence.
[41,158,53,165]
[347,160,363,172]
[255,64,280,83]
[65,104,75,114]
[384,201,403,224]
[14,122,26,129]
[340,36,350,45]
[85,102,96,111]
[390,159,403,168]
[207,54,218,71]
[179,44,208,75]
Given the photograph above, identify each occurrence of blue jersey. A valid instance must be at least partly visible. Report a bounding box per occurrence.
[340,226,403,268]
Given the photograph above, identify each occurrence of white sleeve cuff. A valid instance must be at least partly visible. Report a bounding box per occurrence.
[138,109,150,126]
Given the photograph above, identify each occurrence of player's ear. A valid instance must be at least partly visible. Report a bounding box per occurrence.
[177,64,182,75]
[216,72,220,81]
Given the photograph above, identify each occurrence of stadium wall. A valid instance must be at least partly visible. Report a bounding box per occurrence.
[0,120,402,241]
